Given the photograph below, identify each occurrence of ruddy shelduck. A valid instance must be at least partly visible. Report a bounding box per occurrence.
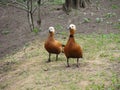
[64,24,83,67]
[44,27,64,62]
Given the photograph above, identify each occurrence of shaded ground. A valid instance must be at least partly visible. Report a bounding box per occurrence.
[0,0,120,58]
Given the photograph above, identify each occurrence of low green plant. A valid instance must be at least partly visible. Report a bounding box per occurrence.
[83,18,91,23]
[86,83,105,90]
[104,13,116,19]
[32,28,39,34]
[0,0,9,4]
[106,21,113,25]
[0,83,8,90]
[114,23,120,30]
[95,0,100,10]
[111,5,119,9]
[110,56,120,62]
[49,0,65,5]
[96,18,104,23]
[1,30,10,35]
[55,24,64,30]
[109,73,120,90]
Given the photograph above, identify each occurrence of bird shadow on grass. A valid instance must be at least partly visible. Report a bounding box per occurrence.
[47,61,89,71]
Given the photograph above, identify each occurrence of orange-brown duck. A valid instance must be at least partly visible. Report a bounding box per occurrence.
[64,24,83,67]
[44,27,64,62]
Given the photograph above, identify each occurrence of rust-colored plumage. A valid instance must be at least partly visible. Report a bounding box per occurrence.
[44,27,63,62]
[64,24,83,67]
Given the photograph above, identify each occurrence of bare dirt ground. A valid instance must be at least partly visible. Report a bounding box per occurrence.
[0,0,120,58]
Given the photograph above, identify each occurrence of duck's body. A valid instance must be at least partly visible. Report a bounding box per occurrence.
[45,36,62,54]
[64,35,82,58]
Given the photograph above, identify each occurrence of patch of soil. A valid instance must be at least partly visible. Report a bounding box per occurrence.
[0,0,120,58]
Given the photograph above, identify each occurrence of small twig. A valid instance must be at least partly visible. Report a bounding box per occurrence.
[11,1,27,9]
[7,3,28,12]
[41,0,48,5]
[32,6,37,14]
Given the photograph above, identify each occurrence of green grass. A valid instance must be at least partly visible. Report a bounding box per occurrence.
[104,13,116,19]
[0,33,120,90]
[32,28,40,34]
[111,5,119,9]
[83,18,91,23]
[1,29,10,35]
[49,0,65,5]
[114,23,120,30]
[95,18,104,23]
[55,24,64,31]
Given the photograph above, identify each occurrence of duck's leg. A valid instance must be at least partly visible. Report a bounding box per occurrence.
[67,58,70,67]
[77,58,79,67]
[47,53,51,62]
[56,54,58,61]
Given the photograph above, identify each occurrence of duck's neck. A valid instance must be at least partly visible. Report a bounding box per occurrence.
[49,33,55,40]
[70,34,74,38]
[69,34,75,42]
